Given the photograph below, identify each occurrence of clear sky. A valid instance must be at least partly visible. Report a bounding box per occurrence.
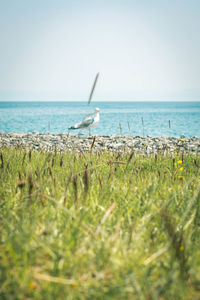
[0,0,200,101]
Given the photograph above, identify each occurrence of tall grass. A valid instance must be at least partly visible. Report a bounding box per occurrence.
[0,148,200,299]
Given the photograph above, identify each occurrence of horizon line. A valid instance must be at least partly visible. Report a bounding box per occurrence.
[0,99,200,102]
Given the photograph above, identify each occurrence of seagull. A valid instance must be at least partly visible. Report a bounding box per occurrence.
[68,107,100,135]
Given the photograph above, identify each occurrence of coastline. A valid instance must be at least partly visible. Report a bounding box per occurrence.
[0,132,200,154]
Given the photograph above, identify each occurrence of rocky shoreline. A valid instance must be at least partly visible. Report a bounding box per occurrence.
[0,132,200,154]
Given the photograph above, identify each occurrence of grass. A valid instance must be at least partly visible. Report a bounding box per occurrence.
[0,148,200,299]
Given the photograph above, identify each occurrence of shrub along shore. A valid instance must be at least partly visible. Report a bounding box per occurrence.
[0,137,200,299]
[0,132,200,154]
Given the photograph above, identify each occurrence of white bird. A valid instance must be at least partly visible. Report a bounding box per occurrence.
[68,107,100,135]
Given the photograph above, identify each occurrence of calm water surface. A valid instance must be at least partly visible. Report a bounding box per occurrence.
[0,101,199,137]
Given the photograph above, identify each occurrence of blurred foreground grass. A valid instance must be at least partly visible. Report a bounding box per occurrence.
[0,148,200,299]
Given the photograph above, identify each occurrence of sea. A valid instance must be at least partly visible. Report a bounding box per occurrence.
[0,101,200,137]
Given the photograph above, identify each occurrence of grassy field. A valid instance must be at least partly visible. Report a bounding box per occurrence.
[0,148,200,299]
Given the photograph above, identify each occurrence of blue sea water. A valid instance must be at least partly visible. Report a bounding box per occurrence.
[0,101,200,137]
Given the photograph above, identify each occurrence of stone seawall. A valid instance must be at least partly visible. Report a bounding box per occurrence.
[0,133,200,154]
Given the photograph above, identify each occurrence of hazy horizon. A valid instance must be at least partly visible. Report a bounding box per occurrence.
[1,0,200,102]
[0,100,200,103]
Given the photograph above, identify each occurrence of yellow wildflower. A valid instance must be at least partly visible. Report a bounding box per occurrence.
[178,176,183,179]
[180,138,184,141]
[179,167,183,171]
[178,160,183,164]
[180,245,184,251]
[29,281,37,289]
[174,162,177,166]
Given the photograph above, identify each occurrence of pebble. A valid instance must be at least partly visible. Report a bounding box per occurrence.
[0,133,199,154]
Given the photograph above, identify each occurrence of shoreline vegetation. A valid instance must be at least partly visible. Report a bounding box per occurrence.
[0,135,200,299]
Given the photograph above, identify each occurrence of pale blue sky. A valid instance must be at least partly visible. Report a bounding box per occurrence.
[0,0,200,101]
